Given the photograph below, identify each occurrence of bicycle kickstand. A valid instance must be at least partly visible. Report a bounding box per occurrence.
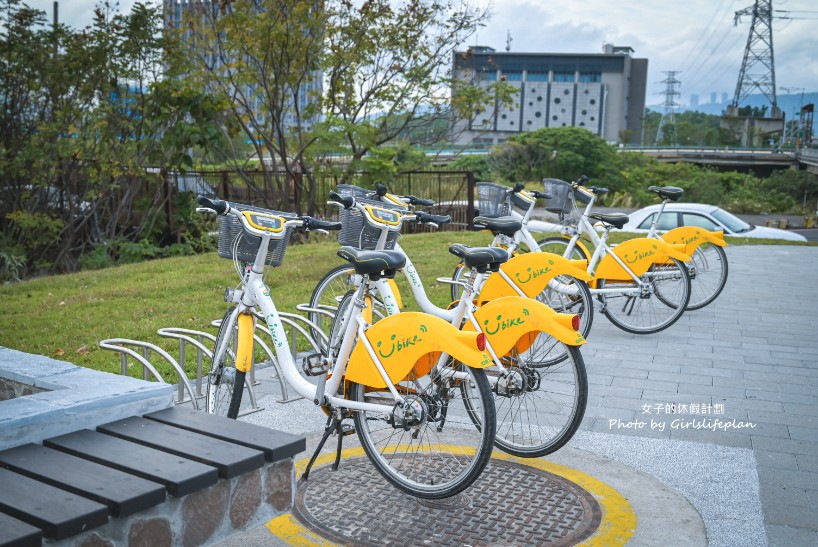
[301,414,339,481]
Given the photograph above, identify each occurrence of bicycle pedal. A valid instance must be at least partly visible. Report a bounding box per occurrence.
[302,353,329,376]
[340,424,356,436]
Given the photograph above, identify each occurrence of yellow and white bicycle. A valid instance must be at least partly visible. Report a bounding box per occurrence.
[307,188,588,458]
[197,196,497,499]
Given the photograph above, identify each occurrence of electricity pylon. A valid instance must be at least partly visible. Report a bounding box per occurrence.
[656,71,681,145]
[732,0,777,110]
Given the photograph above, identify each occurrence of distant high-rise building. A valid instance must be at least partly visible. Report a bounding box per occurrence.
[710,92,718,105]
[690,94,699,108]
[450,44,648,145]
[722,92,729,105]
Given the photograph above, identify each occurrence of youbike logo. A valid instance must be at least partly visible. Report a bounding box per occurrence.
[376,325,427,358]
[514,262,554,284]
[483,309,529,335]
[624,245,657,264]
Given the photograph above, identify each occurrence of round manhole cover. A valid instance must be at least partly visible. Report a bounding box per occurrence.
[294,455,602,546]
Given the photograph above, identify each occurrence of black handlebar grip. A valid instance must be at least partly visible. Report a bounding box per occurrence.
[576,175,589,185]
[197,195,228,215]
[303,217,342,231]
[328,191,355,209]
[409,196,435,207]
[416,211,451,225]
[374,183,388,197]
[531,190,551,200]
[512,182,525,193]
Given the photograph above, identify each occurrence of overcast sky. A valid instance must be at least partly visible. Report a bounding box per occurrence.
[27,0,818,107]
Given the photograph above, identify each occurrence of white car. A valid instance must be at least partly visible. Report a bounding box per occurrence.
[618,203,807,242]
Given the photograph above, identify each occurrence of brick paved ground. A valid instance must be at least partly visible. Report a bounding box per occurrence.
[578,245,818,545]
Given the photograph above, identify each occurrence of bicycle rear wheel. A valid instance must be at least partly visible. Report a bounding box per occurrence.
[486,339,587,458]
[207,308,246,419]
[599,257,691,334]
[350,364,496,499]
[686,243,728,310]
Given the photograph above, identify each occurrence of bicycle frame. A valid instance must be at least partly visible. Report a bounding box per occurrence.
[645,197,728,254]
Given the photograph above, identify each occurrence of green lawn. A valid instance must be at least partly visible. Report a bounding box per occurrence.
[1,229,814,381]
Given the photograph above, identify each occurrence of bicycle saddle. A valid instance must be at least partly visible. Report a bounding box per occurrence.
[448,244,508,273]
[588,212,629,229]
[337,246,406,278]
[473,215,522,237]
[648,186,684,201]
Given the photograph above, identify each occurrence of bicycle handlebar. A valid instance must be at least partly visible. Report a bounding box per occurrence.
[328,191,355,209]
[197,195,229,215]
[415,211,451,225]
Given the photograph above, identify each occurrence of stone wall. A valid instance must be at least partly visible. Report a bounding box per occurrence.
[56,459,294,547]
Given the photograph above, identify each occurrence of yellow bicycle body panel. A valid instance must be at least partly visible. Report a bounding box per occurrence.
[594,238,690,281]
[661,227,727,256]
[479,252,591,302]
[462,297,586,351]
[235,313,256,373]
[345,312,492,389]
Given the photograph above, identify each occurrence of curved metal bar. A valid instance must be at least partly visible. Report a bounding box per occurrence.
[157,328,215,399]
[98,338,199,410]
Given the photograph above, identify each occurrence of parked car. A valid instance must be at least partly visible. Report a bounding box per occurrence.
[618,203,807,242]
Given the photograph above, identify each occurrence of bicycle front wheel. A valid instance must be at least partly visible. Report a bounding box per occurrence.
[686,242,728,310]
[350,364,496,499]
[309,265,359,350]
[207,308,246,419]
[599,257,691,334]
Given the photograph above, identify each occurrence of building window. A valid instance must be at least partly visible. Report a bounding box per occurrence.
[503,70,523,81]
[554,97,561,104]
[535,112,542,118]
[579,71,601,83]
[554,71,574,82]
[527,71,548,82]
[564,89,570,95]
[590,99,596,105]
[478,70,497,81]
[581,109,587,115]
[552,115,558,120]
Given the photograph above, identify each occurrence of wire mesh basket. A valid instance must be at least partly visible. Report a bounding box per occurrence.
[217,202,296,266]
[476,182,512,217]
[542,179,574,215]
[337,197,403,250]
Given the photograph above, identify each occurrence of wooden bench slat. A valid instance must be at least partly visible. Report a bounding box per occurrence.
[97,416,265,479]
[44,430,218,497]
[0,468,108,540]
[0,512,42,547]
[0,444,166,518]
[144,407,305,462]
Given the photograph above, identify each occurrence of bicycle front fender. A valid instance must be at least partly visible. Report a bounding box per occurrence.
[660,227,727,256]
[595,237,690,281]
[345,312,492,389]
[235,312,255,373]
[463,296,586,352]
[479,252,590,302]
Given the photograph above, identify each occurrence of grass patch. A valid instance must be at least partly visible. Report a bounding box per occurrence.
[1,229,813,381]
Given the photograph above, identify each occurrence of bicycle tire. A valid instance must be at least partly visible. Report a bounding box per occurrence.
[350,364,496,499]
[599,257,691,334]
[536,236,588,261]
[468,339,586,458]
[207,308,246,419]
[685,242,728,310]
[310,265,388,349]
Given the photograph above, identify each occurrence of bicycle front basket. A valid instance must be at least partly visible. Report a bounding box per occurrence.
[337,197,403,250]
[542,179,573,215]
[217,203,296,266]
[335,184,371,199]
[476,182,512,217]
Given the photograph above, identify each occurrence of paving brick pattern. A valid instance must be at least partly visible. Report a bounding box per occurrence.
[578,245,818,546]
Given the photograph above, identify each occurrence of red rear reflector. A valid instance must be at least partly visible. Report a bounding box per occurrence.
[476,332,487,351]
[571,314,581,331]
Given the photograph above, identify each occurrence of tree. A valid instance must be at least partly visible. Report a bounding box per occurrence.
[179,0,508,214]
[488,127,620,186]
[1,0,226,278]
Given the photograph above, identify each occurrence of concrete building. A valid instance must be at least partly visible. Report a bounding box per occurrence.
[449,44,648,146]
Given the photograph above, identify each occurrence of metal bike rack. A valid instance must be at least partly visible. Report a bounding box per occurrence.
[98,338,199,410]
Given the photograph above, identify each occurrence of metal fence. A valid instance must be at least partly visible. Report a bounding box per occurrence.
[175,169,477,230]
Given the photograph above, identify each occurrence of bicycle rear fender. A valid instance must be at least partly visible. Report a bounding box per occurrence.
[345,312,492,389]
[463,296,586,352]
[660,227,727,255]
[479,252,590,302]
[594,238,690,281]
